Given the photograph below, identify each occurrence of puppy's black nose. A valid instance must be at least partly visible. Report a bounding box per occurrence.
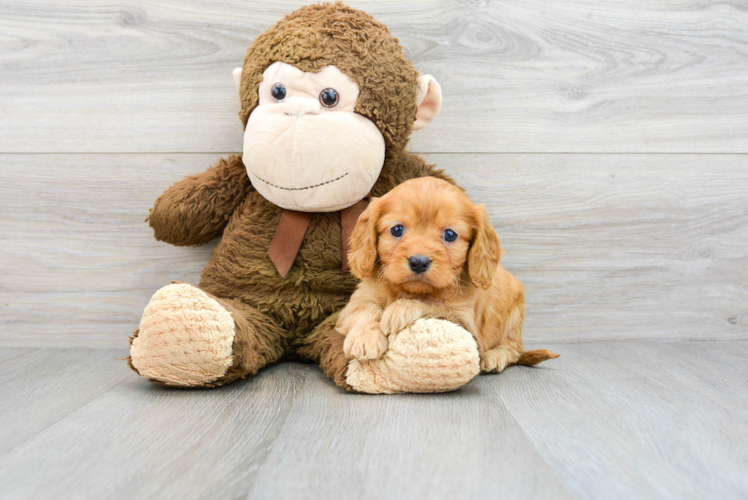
[408,255,431,274]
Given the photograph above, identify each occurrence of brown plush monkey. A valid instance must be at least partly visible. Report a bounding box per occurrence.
[128,3,481,392]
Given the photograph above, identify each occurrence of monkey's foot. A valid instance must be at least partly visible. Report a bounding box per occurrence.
[129,283,235,387]
[345,318,480,394]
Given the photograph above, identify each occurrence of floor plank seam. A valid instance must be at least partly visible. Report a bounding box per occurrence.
[240,366,312,499]
[0,372,138,458]
[0,348,41,377]
[134,379,258,496]
[485,380,583,500]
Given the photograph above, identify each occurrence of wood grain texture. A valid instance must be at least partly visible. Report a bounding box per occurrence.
[1,0,747,153]
[0,153,219,346]
[0,348,134,455]
[2,1,746,497]
[497,340,748,499]
[1,153,745,346]
[448,153,748,343]
[0,343,746,499]
[247,368,575,500]
[0,351,308,500]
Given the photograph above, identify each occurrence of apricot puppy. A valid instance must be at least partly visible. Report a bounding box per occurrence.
[337,177,558,373]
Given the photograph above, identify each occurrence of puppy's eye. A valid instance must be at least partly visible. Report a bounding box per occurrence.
[390,224,404,238]
[443,229,458,243]
[319,88,339,108]
[271,83,286,102]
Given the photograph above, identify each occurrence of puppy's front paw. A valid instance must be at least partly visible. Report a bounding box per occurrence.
[380,299,429,336]
[343,322,388,361]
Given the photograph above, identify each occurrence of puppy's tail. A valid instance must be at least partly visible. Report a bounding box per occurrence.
[517,349,560,366]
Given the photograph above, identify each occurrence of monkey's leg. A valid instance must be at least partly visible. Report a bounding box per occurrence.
[295,311,354,391]
[129,283,288,387]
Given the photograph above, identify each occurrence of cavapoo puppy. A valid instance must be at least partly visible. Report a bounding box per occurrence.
[337,177,558,373]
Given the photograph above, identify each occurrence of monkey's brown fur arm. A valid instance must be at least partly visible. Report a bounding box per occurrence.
[148,155,253,246]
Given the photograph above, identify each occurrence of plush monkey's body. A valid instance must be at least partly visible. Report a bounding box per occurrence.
[131,153,454,388]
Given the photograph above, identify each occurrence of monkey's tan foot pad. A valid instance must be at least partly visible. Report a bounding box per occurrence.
[345,318,480,394]
[130,283,235,387]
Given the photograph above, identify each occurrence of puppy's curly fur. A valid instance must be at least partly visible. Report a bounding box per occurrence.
[337,177,558,372]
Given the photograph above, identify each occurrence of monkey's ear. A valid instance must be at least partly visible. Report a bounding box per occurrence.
[232,68,243,92]
[413,75,442,131]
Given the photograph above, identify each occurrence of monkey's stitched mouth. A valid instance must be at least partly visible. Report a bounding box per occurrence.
[248,170,349,191]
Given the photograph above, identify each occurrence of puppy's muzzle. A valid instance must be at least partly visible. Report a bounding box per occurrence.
[408,255,431,274]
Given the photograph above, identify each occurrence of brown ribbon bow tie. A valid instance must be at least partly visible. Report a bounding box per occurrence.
[267,198,370,278]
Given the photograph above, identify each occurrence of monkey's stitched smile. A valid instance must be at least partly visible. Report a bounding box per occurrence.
[248,169,349,191]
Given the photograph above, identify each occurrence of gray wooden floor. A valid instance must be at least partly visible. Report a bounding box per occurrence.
[0,342,746,500]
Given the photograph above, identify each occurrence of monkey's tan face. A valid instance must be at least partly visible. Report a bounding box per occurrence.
[243,62,386,212]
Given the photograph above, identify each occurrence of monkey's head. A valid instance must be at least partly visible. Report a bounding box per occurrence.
[233,3,441,212]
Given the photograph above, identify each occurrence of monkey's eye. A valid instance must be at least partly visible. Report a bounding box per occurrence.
[443,229,458,243]
[390,224,405,238]
[271,83,286,102]
[319,88,339,108]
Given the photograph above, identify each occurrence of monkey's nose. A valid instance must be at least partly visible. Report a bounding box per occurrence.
[283,96,320,116]
[408,255,431,274]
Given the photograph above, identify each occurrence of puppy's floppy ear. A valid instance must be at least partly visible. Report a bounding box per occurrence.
[468,204,501,289]
[348,198,382,279]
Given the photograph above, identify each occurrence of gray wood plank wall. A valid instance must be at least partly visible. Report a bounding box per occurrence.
[1,0,746,346]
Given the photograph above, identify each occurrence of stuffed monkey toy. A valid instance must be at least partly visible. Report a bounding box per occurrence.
[128,3,481,393]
